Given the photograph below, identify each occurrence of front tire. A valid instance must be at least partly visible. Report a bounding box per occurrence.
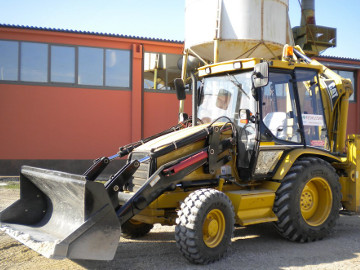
[273,157,341,242]
[121,219,153,239]
[175,188,234,264]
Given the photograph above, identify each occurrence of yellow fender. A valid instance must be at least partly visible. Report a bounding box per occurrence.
[272,148,342,181]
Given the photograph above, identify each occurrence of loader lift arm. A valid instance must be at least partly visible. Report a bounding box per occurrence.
[81,118,235,226]
[83,117,196,181]
[104,123,235,225]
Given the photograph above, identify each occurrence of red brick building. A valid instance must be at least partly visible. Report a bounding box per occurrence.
[0,24,359,175]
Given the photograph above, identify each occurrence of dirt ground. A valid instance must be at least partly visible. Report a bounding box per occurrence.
[2,185,360,270]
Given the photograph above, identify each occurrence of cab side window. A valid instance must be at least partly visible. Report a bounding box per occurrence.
[261,72,301,143]
[296,69,329,150]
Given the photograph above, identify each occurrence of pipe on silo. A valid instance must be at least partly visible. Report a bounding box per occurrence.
[300,0,315,26]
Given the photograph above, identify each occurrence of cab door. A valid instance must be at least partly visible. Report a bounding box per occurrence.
[253,68,330,179]
[253,70,303,178]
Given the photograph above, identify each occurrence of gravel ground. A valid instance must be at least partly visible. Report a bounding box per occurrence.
[1,185,360,270]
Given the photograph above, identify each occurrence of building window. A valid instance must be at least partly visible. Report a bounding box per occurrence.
[105,49,130,87]
[78,47,104,86]
[333,69,356,102]
[50,45,75,83]
[20,42,48,82]
[0,40,18,81]
[144,52,181,90]
[0,40,131,89]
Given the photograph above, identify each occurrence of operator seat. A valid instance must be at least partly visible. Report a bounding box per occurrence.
[263,112,287,140]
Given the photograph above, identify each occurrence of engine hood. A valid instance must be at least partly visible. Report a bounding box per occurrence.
[134,124,210,153]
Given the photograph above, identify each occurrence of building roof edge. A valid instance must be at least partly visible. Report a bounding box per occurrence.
[0,23,184,44]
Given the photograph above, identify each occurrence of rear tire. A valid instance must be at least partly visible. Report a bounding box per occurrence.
[121,219,153,239]
[175,188,234,264]
[273,157,341,242]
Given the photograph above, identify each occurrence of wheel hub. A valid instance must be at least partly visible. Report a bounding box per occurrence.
[300,177,333,226]
[301,190,314,210]
[207,219,219,237]
[203,209,225,248]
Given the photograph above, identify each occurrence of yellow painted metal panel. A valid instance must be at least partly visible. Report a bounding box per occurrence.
[132,208,165,224]
[341,135,360,213]
[259,142,275,146]
[155,190,189,209]
[272,148,341,180]
[226,190,277,226]
[198,58,323,77]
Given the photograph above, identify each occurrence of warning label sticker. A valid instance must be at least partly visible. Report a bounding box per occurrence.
[302,114,324,126]
[311,140,325,147]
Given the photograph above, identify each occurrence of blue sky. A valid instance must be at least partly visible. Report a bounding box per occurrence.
[0,0,358,58]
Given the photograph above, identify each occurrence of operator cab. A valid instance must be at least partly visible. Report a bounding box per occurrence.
[256,66,329,150]
[177,58,329,180]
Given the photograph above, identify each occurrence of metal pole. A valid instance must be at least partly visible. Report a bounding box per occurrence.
[213,0,222,63]
[179,50,189,115]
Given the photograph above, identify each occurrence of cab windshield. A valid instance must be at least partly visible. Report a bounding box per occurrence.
[198,71,256,125]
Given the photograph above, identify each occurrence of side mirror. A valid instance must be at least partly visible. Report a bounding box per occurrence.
[174,78,186,100]
[178,112,188,123]
[252,62,269,88]
[239,109,255,124]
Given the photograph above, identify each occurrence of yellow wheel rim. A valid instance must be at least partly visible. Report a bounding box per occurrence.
[203,209,225,248]
[129,219,142,225]
[300,177,333,226]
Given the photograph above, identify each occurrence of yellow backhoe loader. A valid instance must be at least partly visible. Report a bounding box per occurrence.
[0,45,357,264]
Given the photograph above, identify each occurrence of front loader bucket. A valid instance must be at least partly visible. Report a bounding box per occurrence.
[0,166,121,260]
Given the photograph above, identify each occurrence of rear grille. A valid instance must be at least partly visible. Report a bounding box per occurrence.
[127,152,151,192]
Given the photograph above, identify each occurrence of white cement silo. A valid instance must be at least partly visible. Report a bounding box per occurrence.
[185,0,293,62]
